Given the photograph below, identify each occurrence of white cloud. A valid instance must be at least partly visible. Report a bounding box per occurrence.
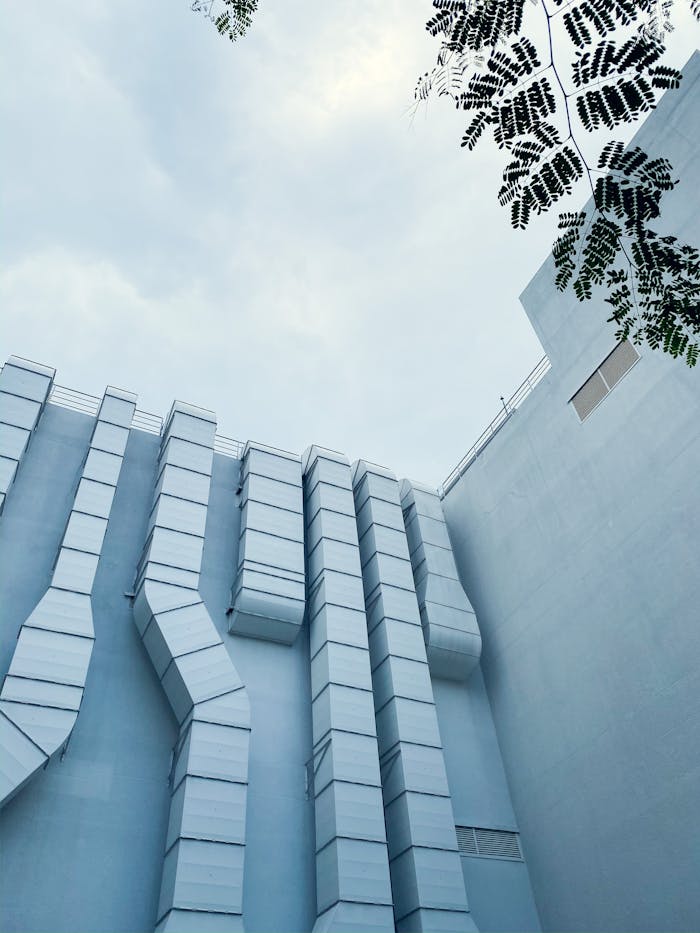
[2,1,698,483]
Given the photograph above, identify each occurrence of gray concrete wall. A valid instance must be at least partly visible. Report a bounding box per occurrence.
[442,52,700,933]
[0,406,317,933]
[434,673,540,932]
[199,450,316,933]
[0,405,175,932]
[0,398,539,932]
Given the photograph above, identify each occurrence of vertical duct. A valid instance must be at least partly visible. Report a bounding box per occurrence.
[0,386,136,807]
[351,462,477,933]
[399,481,481,681]
[133,401,250,933]
[0,355,55,516]
[229,441,305,644]
[302,446,394,933]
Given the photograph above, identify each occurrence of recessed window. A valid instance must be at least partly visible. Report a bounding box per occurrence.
[571,340,640,421]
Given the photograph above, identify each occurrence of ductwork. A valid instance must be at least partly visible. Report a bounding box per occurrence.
[229,441,305,644]
[133,401,250,933]
[0,386,135,807]
[0,355,55,516]
[302,446,394,933]
[399,480,481,681]
[352,462,477,933]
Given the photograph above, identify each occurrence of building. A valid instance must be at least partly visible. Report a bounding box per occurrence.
[0,52,698,933]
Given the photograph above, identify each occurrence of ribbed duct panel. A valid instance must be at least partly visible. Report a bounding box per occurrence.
[133,402,250,933]
[399,481,481,681]
[0,386,135,808]
[351,461,477,933]
[0,356,55,516]
[229,441,305,644]
[302,446,394,933]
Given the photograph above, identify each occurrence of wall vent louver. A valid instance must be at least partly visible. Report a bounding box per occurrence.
[456,826,523,861]
[571,339,640,421]
[455,826,478,855]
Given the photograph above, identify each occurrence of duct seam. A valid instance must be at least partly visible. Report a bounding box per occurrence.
[0,356,55,516]
[302,446,395,933]
[229,441,305,645]
[352,461,477,933]
[399,480,481,682]
[0,386,136,808]
[133,401,250,933]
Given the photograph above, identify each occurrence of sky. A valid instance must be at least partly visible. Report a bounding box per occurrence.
[2,2,698,484]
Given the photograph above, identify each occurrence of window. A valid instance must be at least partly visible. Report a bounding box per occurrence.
[571,340,640,421]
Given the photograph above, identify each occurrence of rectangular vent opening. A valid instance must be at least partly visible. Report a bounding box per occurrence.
[456,825,523,861]
[571,371,607,421]
[455,826,478,855]
[570,339,640,422]
[599,339,639,389]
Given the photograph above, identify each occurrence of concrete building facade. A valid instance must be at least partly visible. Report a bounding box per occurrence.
[441,52,700,933]
[0,370,538,933]
[0,52,698,933]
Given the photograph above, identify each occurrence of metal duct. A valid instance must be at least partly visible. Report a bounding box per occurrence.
[302,446,394,933]
[0,356,55,516]
[229,441,305,644]
[0,386,135,807]
[352,461,477,933]
[399,480,481,681]
[133,401,250,933]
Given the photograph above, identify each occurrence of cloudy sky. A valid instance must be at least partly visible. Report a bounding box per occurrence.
[2,2,698,483]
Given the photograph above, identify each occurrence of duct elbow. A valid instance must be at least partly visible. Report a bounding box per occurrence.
[399,479,482,682]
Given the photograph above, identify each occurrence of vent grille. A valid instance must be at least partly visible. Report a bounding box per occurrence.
[599,339,639,389]
[455,826,478,855]
[456,826,523,861]
[570,339,640,422]
[571,371,607,421]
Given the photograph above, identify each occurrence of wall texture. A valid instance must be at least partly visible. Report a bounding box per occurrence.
[442,52,700,933]
[6,56,697,933]
[1,386,136,809]
[199,446,316,933]
[0,406,318,933]
[0,393,537,932]
[433,674,540,933]
[0,406,175,932]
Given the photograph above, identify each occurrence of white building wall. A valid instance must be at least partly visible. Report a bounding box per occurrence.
[442,52,700,932]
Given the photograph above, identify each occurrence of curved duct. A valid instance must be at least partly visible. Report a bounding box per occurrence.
[399,480,481,681]
[302,446,394,933]
[229,441,305,644]
[0,386,136,807]
[352,462,477,933]
[0,355,55,516]
[133,401,250,933]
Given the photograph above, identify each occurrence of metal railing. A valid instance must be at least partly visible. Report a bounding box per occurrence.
[439,354,551,498]
[214,434,245,459]
[49,384,100,416]
[49,383,163,435]
[131,408,163,435]
[46,382,245,454]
